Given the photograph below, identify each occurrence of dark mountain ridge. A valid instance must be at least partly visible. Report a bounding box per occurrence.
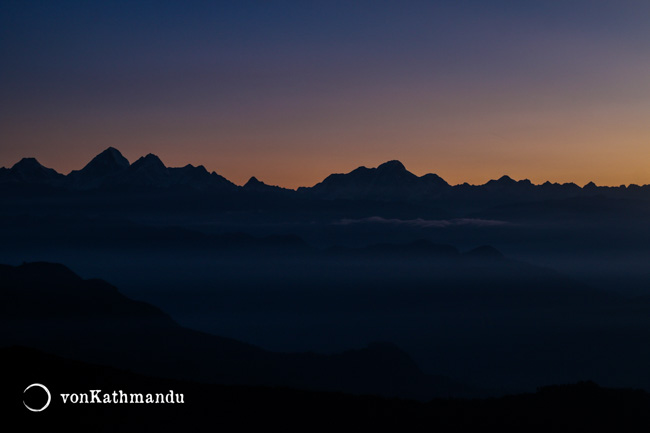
[2,148,648,203]
[1,157,66,185]
[297,159,451,201]
[0,261,473,400]
[67,146,130,190]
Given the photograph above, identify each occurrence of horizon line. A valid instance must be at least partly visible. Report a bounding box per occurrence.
[2,149,648,190]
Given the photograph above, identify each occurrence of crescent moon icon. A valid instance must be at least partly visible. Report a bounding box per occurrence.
[23,383,51,412]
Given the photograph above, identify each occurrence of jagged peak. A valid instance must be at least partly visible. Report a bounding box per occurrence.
[82,147,130,170]
[9,158,63,180]
[143,153,163,162]
[99,147,127,161]
[484,175,517,187]
[179,163,208,172]
[243,176,285,191]
[101,147,124,157]
[245,176,263,187]
[132,153,166,169]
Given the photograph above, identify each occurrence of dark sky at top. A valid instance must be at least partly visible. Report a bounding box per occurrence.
[2,1,649,187]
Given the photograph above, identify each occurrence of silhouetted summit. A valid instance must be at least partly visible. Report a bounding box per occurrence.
[6,157,64,184]
[244,176,263,187]
[67,147,130,189]
[131,153,167,171]
[243,176,290,194]
[91,152,237,190]
[420,172,449,187]
[169,164,214,189]
[86,147,130,172]
[376,160,408,172]
[491,175,517,185]
[483,175,535,192]
[2,151,650,203]
[303,160,450,200]
[115,153,170,187]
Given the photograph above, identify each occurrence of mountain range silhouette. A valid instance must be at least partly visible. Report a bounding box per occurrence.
[4,147,650,400]
[1,148,647,202]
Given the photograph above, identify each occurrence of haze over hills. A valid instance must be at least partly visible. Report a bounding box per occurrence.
[3,147,650,294]
[4,147,650,397]
[4,212,650,392]
[0,261,472,400]
[5,227,650,394]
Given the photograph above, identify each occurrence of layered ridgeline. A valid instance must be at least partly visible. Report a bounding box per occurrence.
[0,262,473,400]
[0,148,236,192]
[1,147,649,201]
[4,148,650,397]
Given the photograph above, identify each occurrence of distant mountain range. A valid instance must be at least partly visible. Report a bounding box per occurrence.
[1,147,649,202]
[5,149,650,398]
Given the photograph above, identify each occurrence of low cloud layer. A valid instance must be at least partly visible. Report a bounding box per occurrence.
[334,217,510,228]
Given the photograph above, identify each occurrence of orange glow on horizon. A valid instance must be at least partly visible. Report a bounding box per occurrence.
[2,143,648,190]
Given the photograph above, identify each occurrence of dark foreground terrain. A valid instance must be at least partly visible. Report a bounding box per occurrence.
[6,346,650,432]
[4,262,650,431]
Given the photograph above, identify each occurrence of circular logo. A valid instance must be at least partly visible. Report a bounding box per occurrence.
[23,383,51,412]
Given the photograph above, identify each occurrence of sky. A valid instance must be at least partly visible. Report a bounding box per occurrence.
[1,0,650,188]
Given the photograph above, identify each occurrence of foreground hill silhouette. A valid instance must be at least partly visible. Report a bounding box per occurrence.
[5,232,650,393]
[6,346,650,432]
[0,262,472,400]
